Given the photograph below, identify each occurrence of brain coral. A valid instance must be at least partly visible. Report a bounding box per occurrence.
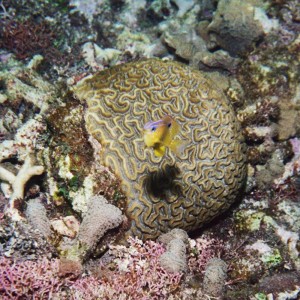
[74,59,246,240]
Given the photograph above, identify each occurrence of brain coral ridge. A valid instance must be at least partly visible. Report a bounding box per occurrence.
[73,59,246,240]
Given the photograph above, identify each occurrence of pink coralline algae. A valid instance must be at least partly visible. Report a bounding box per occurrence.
[188,235,225,274]
[0,257,64,300]
[0,237,183,300]
[70,237,183,299]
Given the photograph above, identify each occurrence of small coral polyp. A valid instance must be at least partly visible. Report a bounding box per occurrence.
[74,58,247,240]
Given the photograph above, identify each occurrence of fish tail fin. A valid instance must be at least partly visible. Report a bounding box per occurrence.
[169,139,187,156]
[154,145,166,157]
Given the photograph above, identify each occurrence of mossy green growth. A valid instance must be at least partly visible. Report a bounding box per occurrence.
[56,185,69,199]
[60,241,88,262]
[235,210,266,231]
[261,249,282,268]
[254,293,267,300]
[69,176,80,192]
[52,0,69,13]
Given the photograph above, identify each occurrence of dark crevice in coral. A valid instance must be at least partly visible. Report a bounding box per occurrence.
[144,164,181,199]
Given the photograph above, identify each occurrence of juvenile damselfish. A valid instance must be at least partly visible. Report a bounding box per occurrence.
[143,115,186,157]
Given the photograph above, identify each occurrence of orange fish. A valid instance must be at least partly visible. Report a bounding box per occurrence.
[143,115,186,157]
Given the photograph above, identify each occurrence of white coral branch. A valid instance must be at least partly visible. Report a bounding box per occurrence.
[0,165,15,184]
[0,154,44,221]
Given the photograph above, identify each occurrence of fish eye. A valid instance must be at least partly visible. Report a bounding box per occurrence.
[167,123,171,128]
[151,126,156,131]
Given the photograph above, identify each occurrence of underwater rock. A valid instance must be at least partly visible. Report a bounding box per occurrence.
[0,220,56,260]
[119,0,146,28]
[172,0,195,18]
[73,58,246,240]
[277,102,300,141]
[258,272,300,299]
[148,0,172,21]
[207,0,278,56]
[256,149,285,189]
[162,28,240,71]
[162,29,206,61]
[51,216,80,238]
[275,138,300,185]
[69,0,104,22]
[0,55,59,113]
[81,42,121,70]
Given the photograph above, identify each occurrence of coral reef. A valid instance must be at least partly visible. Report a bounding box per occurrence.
[79,237,183,299]
[0,238,183,299]
[63,195,123,262]
[0,0,300,298]
[74,58,246,240]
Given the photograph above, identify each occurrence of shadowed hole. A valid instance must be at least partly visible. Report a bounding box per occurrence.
[144,164,181,198]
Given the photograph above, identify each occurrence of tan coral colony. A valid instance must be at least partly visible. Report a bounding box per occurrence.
[74,59,246,240]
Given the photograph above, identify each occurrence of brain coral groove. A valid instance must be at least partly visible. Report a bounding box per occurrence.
[74,59,246,240]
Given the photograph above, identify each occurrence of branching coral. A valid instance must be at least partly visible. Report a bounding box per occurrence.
[70,237,183,299]
[0,256,64,299]
[0,237,183,299]
[0,154,44,221]
[188,235,225,274]
[0,76,52,221]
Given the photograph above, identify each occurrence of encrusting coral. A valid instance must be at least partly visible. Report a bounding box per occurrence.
[26,198,52,239]
[202,258,228,299]
[63,195,123,261]
[73,58,247,240]
[158,228,189,273]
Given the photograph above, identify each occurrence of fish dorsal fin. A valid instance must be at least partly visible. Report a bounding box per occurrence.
[169,139,187,156]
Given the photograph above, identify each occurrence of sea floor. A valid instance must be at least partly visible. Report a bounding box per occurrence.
[0,1,300,299]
